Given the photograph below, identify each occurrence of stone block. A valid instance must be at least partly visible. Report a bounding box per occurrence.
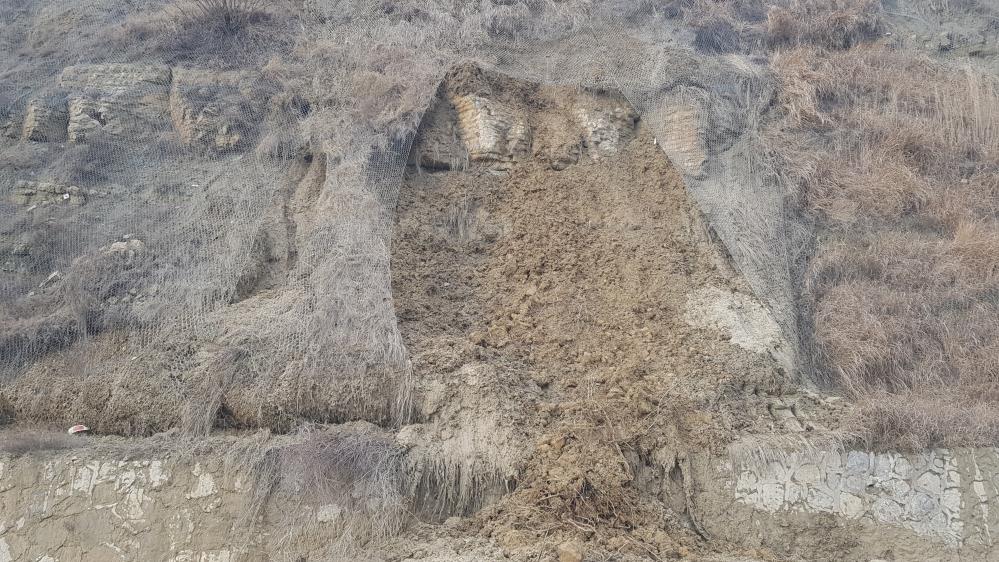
[759,482,785,510]
[872,497,904,523]
[846,451,871,474]
[806,487,835,511]
[893,457,913,479]
[573,102,638,157]
[916,471,943,495]
[794,463,821,485]
[11,180,86,206]
[659,104,707,177]
[450,94,531,169]
[21,97,68,142]
[907,492,938,521]
[839,492,864,518]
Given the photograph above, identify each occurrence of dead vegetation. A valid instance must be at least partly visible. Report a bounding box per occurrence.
[766,0,882,49]
[760,11,999,447]
[105,0,296,67]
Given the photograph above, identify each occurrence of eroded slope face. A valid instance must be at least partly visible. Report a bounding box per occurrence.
[388,66,849,559]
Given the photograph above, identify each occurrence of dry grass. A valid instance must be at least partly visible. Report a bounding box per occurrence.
[766,0,882,49]
[106,0,295,67]
[278,424,410,557]
[768,40,999,448]
[170,0,268,36]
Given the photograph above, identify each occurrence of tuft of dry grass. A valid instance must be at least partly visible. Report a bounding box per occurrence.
[285,425,408,539]
[105,0,295,67]
[766,0,882,49]
[171,0,269,37]
[860,392,999,450]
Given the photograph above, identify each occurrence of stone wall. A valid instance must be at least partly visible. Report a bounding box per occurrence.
[691,444,999,561]
[734,449,970,544]
[1,441,996,561]
[0,442,359,561]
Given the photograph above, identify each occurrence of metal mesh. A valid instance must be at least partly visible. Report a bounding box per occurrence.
[0,0,808,433]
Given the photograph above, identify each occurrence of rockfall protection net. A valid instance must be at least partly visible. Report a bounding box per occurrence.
[0,0,805,434]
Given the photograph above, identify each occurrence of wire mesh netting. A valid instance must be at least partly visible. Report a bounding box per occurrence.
[2,0,996,443]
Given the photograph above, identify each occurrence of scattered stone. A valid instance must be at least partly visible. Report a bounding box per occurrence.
[556,541,583,562]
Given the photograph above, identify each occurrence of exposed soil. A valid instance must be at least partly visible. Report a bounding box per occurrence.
[387,72,853,560]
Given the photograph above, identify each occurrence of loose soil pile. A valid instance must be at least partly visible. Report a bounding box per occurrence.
[387,72,851,559]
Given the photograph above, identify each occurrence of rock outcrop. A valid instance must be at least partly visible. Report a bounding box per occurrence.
[60,64,172,142]
[660,103,707,178]
[169,68,263,153]
[449,94,531,170]
[11,180,87,206]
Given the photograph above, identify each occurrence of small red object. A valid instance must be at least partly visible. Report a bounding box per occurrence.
[67,424,89,435]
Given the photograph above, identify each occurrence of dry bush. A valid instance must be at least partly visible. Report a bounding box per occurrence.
[107,0,295,67]
[767,0,882,49]
[0,430,82,456]
[280,425,409,554]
